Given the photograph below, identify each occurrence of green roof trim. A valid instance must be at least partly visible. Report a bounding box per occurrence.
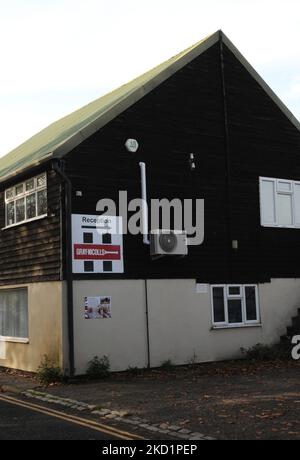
[0,30,299,183]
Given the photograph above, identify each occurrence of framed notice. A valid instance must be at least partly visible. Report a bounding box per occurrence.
[84,296,112,320]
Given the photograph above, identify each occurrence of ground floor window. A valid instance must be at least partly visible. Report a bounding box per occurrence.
[0,288,28,339]
[211,285,260,327]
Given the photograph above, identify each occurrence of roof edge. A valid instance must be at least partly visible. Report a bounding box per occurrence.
[221,32,300,132]
[0,154,53,186]
[53,31,221,159]
[2,30,299,185]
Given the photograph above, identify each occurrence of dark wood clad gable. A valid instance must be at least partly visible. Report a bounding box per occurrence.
[0,169,62,285]
[65,41,300,283]
[222,45,300,282]
[65,43,230,281]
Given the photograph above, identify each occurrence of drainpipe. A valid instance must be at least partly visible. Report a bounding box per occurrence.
[219,31,233,282]
[52,161,75,377]
[139,163,151,367]
[144,280,151,369]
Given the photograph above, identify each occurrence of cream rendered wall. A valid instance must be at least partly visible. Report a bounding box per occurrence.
[147,278,300,367]
[72,278,300,374]
[73,280,148,375]
[146,279,263,367]
[0,282,65,372]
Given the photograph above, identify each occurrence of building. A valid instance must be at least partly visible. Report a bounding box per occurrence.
[0,30,300,375]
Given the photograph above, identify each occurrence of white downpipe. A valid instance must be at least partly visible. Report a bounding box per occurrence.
[139,162,150,245]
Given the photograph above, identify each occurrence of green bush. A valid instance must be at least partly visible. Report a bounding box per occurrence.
[160,359,174,370]
[241,342,291,361]
[86,356,110,379]
[126,366,141,375]
[37,355,64,386]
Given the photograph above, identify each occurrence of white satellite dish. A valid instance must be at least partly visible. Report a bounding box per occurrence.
[125,139,139,153]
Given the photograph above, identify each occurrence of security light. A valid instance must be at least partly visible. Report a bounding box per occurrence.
[125,139,139,153]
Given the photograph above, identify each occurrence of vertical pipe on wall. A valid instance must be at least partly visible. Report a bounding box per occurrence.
[144,280,151,369]
[139,162,150,245]
[219,31,233,281]
[52,161,75,377]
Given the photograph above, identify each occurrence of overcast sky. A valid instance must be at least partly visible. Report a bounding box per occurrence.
[0,0,299,156]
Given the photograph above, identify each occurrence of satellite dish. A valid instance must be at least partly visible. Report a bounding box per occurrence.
[159,232,177,253]
[125,139,139,153]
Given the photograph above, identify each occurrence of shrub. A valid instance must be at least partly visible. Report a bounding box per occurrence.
[86,356,110,379]
[241,342,291,361]
[37,355,64,386]
[126,366,141,375]
[160,359,174,370]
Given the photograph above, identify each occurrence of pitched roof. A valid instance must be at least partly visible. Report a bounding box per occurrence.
[0,30,299,183]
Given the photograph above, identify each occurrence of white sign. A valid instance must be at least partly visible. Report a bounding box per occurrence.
[72,214,124,274]
[196,284,209,294]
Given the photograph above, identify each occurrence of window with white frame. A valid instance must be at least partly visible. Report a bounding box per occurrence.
[260,177,300,228]
[5,173,47,227]
[0,288,28,340]
[211,285,260,327]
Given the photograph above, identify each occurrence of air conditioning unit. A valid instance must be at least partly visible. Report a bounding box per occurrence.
[150,230,188,256]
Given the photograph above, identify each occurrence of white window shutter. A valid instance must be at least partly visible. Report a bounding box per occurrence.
[294,183,300,226]
[260,179,276,225]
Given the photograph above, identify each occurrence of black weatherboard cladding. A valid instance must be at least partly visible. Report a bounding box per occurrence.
[66,42,300,283]
[222,46,300,282]
[66,43,230,282]
[0,169,61,285]
[1,40,300,285]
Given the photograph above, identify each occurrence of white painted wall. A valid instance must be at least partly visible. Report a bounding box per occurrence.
[72,278,300,374]
[73,280,148,375]
[146,279,264,367]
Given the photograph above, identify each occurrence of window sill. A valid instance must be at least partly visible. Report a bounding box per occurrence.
[261,224,300,230]
[0,337,29,344]
[211,324,262,331]
[2,214,47,230]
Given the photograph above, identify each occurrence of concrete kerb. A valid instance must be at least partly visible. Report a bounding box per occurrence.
[0,384,24,395]
[20,389,215,440]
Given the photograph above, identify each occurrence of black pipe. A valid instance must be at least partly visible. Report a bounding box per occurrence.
[144,279,151,369]
[52,161,75,377]
[219,31,233,282]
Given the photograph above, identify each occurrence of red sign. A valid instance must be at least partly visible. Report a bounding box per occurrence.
[74,244,121,261]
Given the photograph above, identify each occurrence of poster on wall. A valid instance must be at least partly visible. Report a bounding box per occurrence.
[72,214,124,274]
[84,296,112,319]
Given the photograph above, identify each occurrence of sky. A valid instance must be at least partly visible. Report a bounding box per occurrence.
[0,0,300,157]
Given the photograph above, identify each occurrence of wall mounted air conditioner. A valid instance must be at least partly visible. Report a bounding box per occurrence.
[150,230,188,256]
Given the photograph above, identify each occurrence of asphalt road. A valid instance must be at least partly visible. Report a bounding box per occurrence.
[0,395,138,440]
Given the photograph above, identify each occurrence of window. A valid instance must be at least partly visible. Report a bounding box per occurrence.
[5,173,47,227]
[260,177,300,228]
[0,289,28,340]
[211,285,260,327]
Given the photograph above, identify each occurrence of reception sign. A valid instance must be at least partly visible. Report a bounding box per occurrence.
[72,214,124,273]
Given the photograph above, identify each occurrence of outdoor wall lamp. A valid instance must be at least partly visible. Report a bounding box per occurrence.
[125,138,139,153]
[189,153,196,171]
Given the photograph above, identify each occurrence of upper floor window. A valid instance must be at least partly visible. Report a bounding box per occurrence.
[5,173,47,227]
[260,177,300,228]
